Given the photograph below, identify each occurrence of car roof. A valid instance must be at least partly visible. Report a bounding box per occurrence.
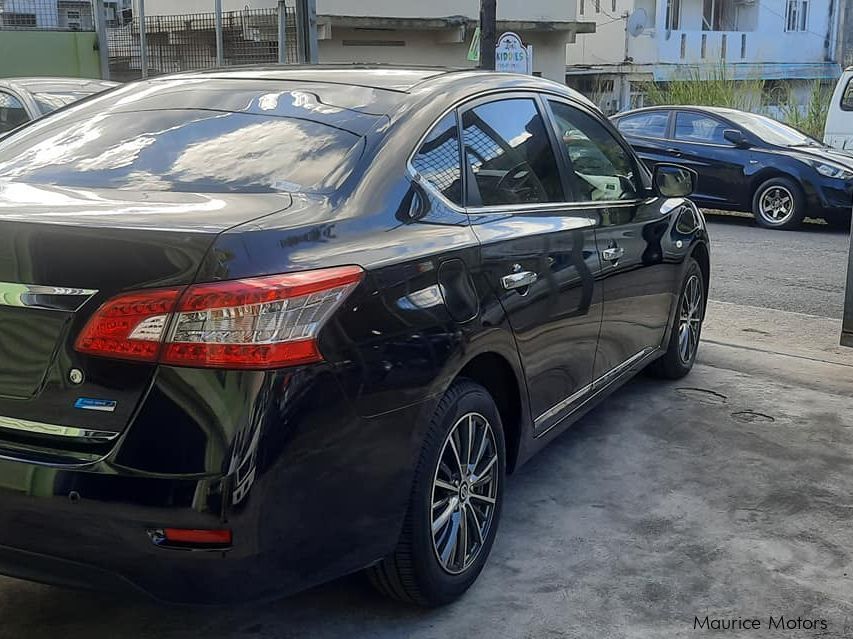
[161,64,596,112]
[0,77,118,92]
[615,105,745,120]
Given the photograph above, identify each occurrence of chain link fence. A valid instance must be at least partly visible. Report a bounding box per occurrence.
[108,5,300,82]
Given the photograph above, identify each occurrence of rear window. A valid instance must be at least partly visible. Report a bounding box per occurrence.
[33,91,96,114]
[0,108,364,194]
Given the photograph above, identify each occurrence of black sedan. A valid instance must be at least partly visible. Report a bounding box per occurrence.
[613,106,853,230]
[0,66,709,606]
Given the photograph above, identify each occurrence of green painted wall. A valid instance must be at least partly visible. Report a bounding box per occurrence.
[0,31,101,79]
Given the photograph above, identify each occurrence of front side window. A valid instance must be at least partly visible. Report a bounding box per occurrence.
[412,112,462,206]
[0,92,29,135]
[462,98,563,206]
[616,111,670,138]
[674,112,728,144]
[549,100,639,202]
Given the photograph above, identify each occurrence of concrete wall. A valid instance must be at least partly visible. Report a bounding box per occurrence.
[320,27,570,81]
[0,31,101,78]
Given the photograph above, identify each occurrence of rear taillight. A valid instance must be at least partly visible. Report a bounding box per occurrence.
[75,266,363,369]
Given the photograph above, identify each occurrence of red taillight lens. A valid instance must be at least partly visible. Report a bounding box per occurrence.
[75,265,363,369]
[74,288,182,362]
[162,528,233,546]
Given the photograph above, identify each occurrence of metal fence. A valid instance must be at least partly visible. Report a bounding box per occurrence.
[0,0,102,31]
[108,6,300,82]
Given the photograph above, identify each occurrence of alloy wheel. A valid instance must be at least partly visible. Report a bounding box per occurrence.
[758,185,795,225]
[678,274,703,365]
[431,412,499,575]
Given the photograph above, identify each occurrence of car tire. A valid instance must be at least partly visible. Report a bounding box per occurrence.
[752,177,805,230]
[647,258,705,380]
[367,379,506,607]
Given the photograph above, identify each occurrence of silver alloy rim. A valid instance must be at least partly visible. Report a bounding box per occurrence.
[678,274,703,365]
[431,412,499,575]
[758,185,795,224]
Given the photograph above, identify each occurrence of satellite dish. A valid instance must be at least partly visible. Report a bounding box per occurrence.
[627,8,648,37]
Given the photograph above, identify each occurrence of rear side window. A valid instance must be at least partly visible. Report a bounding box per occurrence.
[412,112,462,206]
[0,109,363,194]
[462,98,564,206]
[674,112,728,144]
[0,91,29,135]
[616,111,669,138]
[841,77,853,111]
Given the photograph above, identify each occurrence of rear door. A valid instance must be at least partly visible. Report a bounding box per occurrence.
[667,110,749,207]
[614,109,674,170]
[464,94,603,433]
[546,98,678,382]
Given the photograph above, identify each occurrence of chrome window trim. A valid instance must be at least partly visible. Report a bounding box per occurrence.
[0,281,98,312]
[405,88,647,217]
[0,415,118,442]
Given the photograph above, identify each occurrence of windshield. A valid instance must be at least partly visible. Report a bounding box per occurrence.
[33,91,97,115]
[0,108,364,194]
[723,111,818,147]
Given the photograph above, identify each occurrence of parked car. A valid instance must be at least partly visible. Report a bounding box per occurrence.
[0,66,709,606]
[613,106,853,230]
[0,77,117,135]
[825,66,853,151]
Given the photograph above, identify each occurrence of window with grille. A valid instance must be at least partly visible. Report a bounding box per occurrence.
[785,0,808,31]
[1,13,37,27]
[411,113,463,206]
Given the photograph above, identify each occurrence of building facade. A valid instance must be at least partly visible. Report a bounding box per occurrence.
[140,0,595,82]
[568,0,842,112]
[0,0,96,30]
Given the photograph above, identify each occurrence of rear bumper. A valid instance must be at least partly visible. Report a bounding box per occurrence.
[0,363,437,604]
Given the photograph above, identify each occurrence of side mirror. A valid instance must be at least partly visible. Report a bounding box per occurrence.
[723,129,750,148]
[654,164,696,198]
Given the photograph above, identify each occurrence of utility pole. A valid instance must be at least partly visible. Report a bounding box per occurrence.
[136,0,147,79]
[295,0,318,63]
[214,0,224,66]
[479,0,496,70]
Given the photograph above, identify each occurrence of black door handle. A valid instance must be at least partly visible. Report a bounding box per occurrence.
[666,148,682,156]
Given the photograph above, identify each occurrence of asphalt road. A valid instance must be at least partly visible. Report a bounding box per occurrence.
[705,212,850,319]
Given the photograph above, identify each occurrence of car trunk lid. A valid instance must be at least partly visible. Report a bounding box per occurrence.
[0,183,291,454]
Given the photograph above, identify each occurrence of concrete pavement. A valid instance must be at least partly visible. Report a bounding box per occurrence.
[2,301,853,639]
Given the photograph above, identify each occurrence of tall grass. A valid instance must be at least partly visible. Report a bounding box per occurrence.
[777,81,832,140]
[641,65,830,139]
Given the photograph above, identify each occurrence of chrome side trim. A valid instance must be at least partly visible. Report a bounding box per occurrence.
[533,347,657,429]
[0,415,118,442]
[0,282,98,312]
[534,384,592,426]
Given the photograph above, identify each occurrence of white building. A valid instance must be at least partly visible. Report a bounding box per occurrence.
[141,0,595,82]
[568,0,842,112]
[0,0,94,30]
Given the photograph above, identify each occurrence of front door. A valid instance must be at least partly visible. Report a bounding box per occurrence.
[544,98,678,383]
[463,95,603,433]
[667,110,748,208]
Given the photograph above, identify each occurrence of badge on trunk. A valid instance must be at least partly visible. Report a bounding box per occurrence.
[74,398,117,413]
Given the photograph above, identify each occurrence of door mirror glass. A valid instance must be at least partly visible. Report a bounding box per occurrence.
[654,164,696,198]
[723,128,750,148]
